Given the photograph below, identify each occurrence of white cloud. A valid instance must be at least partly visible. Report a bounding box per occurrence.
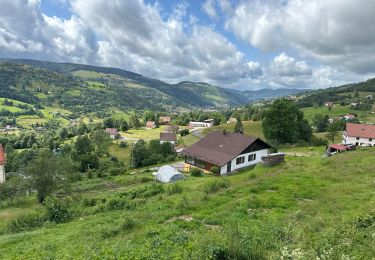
[202,0,218,20]
[223,0,375,75]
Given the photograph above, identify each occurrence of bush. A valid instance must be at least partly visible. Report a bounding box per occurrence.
[211,166,220,175]
[179,129,190,137]
[166,183,183,195]
[6,212,47,233]
[119,141,127,148]
[107,198,128,211]
[204,179,230,194]
[311,135,328,146]
[121,217,136,231]
[44,196,73,224]
[190,168,203,177]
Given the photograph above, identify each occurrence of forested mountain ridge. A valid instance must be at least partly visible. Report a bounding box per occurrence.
[0,59,250,115]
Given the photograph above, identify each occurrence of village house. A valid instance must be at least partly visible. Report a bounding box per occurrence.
[0,144,6,184]
[146,121,156,129]
[343,123,375,146]
[182,130,271,174]
[188,119,214,129]
[160,132,177,145]
[159,116,171,125]
[105,128,119,139]
[343,114,356,121]
[227,117,237,124]
[164,125,179,134]
[325,101,335,108]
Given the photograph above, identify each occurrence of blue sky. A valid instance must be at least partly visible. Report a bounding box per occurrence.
[1,0,374,90]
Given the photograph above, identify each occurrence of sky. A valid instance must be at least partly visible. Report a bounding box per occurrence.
[1,0,375,90]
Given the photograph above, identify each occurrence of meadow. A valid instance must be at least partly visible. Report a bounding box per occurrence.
[301,105,375,123]
[1,147,374,259]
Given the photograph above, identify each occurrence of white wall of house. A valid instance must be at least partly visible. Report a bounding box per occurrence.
[343,133,375,146]
[220,149,269,174]
[160,140,176,145]
[0,165,5,184]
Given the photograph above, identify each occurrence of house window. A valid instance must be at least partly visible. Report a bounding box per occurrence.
[248,154,256,161]
[186,156,194,165]
[236,156,245,165]
[195,159,206,169]
[369,138,373,142]
[356,137,360,140]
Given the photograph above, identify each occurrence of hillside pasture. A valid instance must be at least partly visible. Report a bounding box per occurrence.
[0,148,374,258]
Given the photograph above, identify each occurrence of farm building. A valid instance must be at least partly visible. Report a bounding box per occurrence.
[188,119,214,129]
[326,144,355,154]
[325,101,335,108]
[155,165,184,183]
[160,133,177,145]
[159,116,171,125]
[343,114,356,121]
[164,125,179,134]
[343,123,375,147]
[0,144,6,184]
[146,121,156,129]
[182,130,271,174]
[105,128,119,139]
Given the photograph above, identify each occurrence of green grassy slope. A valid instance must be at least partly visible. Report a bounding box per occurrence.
[0,148,374,258]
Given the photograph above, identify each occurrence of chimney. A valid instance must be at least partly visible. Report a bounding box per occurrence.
[222,129,226,135]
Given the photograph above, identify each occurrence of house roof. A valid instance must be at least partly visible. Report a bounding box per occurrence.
[160,133,177,142]
[182,130,270,167]
[159,116,171,122]
[105,128,118,135]
[345,123,375,138]
[329,144,348,151]
[0,144,6,165]
[146,121,156,128]
[344,114,356,119]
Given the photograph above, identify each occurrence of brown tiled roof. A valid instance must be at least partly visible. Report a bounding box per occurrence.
[182,130,269,166]
[329,144,348,151]
[0,144,6,165]
[345,123,375,138]
[160,133,177,142]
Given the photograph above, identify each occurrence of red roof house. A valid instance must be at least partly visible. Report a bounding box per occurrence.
[343,123,375,146]
[159,116,171,125]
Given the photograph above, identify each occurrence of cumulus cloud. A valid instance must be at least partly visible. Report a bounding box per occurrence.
[202,0,218,20]
[0,0,372,90]
[223,0,375,75]
[69,0,256,83]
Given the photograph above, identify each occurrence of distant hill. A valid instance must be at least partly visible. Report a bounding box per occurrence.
[0,59,251,115]
[295,78,375,108]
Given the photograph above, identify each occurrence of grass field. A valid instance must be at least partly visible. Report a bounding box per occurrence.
[121,126,166,140]
[301,105,375,123]
[109,142,132,163]
[0,147,374,258]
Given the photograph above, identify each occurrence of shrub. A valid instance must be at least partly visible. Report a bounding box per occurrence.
[119,141,127,148]
[179,129,190,137]
[6,211,47,233]
[204,179,230,194]
[107,198,127,210]
[82,198,97,207]
[121,217,136,231]
[44,196,73,224]
[190,168,203,177]
[211,166,220,175]
[166,183,183,195]
[311,135,328,146]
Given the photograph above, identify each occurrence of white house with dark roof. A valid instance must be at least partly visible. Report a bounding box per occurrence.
[182,130,271,174]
